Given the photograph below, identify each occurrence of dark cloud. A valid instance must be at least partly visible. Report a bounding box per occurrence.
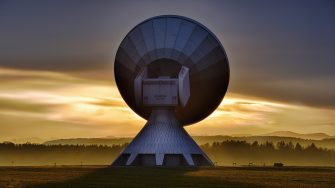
[0,0,118,71]
[0,0,334,108]
[222,1,335,108]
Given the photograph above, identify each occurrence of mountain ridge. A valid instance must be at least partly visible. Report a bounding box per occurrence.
[42,131,335,149]
[259,131,332,140]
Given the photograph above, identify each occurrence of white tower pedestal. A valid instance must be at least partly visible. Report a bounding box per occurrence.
[112,108,213,166]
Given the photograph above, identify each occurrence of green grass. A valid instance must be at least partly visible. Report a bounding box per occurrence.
[0,166,334,188]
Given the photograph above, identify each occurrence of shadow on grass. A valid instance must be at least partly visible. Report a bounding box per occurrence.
[25,167,264,188]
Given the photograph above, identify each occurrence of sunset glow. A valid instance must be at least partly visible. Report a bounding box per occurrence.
[0,68,334,143]
[1,0,334,144]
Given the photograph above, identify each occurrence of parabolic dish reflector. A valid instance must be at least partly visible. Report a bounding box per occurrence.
[115,15,229,125]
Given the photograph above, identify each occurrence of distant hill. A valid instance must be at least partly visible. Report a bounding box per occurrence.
[9,137,48,144]
[44,135,335,149]
[12,132,334,145]
[260,131,332,140]
[44,137,132,146]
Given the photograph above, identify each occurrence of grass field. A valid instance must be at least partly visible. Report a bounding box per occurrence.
[0,166,334,188]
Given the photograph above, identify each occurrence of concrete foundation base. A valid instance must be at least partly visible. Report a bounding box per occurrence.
[112,108,213,167]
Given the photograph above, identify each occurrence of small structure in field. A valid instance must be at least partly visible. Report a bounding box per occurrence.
[273,163,284,167]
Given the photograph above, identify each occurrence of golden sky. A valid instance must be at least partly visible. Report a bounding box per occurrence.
[1,1,335,142]
[0,67,334,143]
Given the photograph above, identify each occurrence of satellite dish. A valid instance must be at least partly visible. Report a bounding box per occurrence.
[115,15,229,125]
[113,15,229,167]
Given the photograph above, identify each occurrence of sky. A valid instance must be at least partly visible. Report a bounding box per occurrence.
[0,0,335,142]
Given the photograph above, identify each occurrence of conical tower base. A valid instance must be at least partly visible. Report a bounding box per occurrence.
[112,108,213,167]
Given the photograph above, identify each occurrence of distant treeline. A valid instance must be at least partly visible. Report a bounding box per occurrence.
[0,142,126,166]
[194,136,335,150]
[0,141,334,166]
[204,140,335,166]
[44,136,335,149]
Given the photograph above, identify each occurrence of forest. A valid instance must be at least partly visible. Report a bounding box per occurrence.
[0,140,334,166]
[204,140,335,166]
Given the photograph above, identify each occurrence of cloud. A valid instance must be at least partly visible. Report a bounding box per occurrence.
[1,0,334,109]
[187,94,335,136]
[0,68,145,140]
[231,76,335,109]
[0,65,335,141]
[0,1,335,141]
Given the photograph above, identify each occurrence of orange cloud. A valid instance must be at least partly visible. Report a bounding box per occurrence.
[0,68,334,142]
